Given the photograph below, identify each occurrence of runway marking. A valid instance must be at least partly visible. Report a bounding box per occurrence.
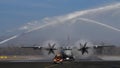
[45,64,58,68]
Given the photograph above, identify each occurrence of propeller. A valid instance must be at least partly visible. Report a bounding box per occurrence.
[78,42,89,55]
[46,43,57,55]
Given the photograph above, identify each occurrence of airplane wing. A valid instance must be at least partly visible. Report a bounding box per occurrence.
[21,42,95,55]
[21,43,57,55]
[93,45,115,48]
[21,46,42,50]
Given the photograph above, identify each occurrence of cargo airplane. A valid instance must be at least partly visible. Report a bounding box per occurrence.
[21,42,90,63]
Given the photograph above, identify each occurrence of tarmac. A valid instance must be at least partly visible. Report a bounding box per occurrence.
[0,61,120,68]
[0,56,120,68]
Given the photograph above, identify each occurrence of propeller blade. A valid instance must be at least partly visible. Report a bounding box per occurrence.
[47,43,56,55]
[78,42,89,55]
[86,47,89,49]
[84,42,87,47]
[80,43,83,47]
[81,51,84,55]
[48,50,55,55]
[48,50,51,55]
[78,43,83,51]
[51,50,55,54]
[85,50,88,54]
[48,43,51,48]
[52,43,56,48]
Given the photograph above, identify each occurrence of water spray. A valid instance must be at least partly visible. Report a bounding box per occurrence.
[77,18,120,32]
[0,3,120,45]
[24,3,120,33]
[0,35,19,45]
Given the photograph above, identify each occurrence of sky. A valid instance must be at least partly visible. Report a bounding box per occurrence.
[0,0,119,35]
[0,0,120,45]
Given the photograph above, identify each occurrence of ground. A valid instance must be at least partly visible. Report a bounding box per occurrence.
[0,61,120,68]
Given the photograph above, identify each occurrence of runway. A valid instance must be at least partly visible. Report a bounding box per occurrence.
[0,56,120,68]
[0,61,120,68]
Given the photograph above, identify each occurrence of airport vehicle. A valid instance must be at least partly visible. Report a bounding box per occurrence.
[53,54,63,64]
